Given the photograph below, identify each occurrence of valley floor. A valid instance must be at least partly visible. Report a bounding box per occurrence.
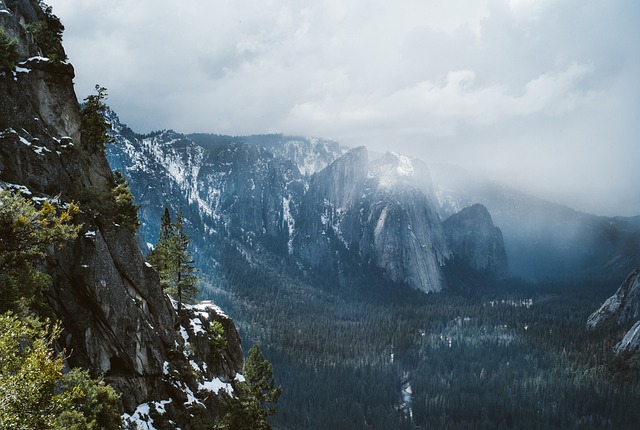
[206,269,640,430]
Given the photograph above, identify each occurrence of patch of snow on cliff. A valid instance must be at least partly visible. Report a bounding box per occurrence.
[190,300,229,318]
[199,377,233,394]
[374,206,389,238]
[122,399,173,430]
[189,315,206,335]
[282,196,295,254]
[395,153,414,177]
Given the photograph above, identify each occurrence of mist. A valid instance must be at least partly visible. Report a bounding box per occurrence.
[47,0,640,216]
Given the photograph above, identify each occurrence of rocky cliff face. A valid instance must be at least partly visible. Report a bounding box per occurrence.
[0,1,243,426]
[588,269,640,353]
[109,118,462,293]
[443,204,508,274]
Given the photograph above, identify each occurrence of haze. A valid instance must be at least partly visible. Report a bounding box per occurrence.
[46,0,640,217]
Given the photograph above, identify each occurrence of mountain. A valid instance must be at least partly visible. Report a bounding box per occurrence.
[588,269,640,353]
[106,113,506,294]
[0,1,243,427]
[443,203,508,275]
[430,163,640,281]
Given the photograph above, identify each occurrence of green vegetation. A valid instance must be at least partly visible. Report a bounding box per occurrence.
[147,208,199,315]
[0,189,80,315]
[207,320,228,367]
[25,1,66,63]
[0,313,121,429]
[212,245,640,430]
[0,190,123,429]
[111,170,141,232]
[0,28,19,74]
[80,85,112,151]
[219,344,282,430]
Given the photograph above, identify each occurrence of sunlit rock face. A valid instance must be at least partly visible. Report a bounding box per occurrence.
[298,148,451,293]
[443,204,508,275]
[588,269,640,353]
[352,152,451,293]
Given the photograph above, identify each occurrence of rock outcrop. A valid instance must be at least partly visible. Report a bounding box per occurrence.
[443,204,508,274]
[0,1,243,426]
[588,269,640,353]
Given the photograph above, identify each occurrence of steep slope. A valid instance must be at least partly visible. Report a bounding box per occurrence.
[588,269,640,353]
[0,1,243,426]
[443,203,508,275]
[347,152,451,292]
[109,119,462,293]
[430,163,640,281]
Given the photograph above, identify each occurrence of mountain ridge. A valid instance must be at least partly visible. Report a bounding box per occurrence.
[106,111,510,295]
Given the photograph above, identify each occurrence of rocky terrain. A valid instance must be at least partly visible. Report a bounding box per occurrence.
[0,1,243,426]
[588,269,640,353]
[106,114,510,295]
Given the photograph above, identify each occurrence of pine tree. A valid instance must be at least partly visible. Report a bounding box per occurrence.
[80,85,112,150]
[110,170,140,232]
[219,344,282,430]
[0,28,19,74]
[147,208,198,316]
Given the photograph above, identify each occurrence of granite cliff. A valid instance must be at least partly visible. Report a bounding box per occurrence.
[443,203,508,275]
[588,269,640,353]
[0,1,243,426]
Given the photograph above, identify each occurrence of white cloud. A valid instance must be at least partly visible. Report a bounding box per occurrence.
[47,0,640,216]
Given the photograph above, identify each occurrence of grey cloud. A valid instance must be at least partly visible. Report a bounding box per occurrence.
[47,0,640,216]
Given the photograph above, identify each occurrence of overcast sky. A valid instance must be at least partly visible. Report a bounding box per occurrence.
[46,0,639,216]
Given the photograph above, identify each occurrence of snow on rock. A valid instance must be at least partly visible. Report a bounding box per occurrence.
[189,300,229,319]
[122,399,173,430]
[198,377,233,394]
[282,196,295,254]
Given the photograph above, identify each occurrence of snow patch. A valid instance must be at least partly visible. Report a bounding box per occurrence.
[189,316,206,335]
[122,399,172,430]
[282,196,295,254]
[199,377,233,394]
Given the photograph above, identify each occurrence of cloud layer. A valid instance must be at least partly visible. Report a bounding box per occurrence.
[48,0,640,216]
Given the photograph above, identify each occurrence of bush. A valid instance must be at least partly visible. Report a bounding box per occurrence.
[25,1,66,63]
[0,313,122,429]
[0,28,19,74]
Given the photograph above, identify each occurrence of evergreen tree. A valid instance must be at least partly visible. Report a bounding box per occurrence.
[0,190,80,315]
[25,1,66,63]
[147,208,198,316]
[80,85,112,151]
[219,344,282,430]
[0,28,19,74]
[111,170,140,232]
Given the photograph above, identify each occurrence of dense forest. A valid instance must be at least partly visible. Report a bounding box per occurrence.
[202,247,640,430]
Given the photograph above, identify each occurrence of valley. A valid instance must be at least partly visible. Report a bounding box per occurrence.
[104,114,640,429]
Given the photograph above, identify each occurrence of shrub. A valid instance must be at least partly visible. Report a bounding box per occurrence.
[0,28,19,74]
